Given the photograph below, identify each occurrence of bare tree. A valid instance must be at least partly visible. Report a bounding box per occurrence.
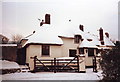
[11,34,23,43]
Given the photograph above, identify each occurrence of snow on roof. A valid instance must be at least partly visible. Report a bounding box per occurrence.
[0,44,17,46]
[23,21,114,48]
[80,32,101,46]
[79,39,98,48]
[104,37,115,46]
[23,24,63,46]
[82,32,115,47]
[57,23,77,38]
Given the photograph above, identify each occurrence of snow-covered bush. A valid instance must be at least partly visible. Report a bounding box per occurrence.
[100,41,120,81]
[0,60,21,74]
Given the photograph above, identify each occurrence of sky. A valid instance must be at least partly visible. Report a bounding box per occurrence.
[1,0,119,41]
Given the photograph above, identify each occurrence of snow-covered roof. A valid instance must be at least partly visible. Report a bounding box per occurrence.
[104,37,115,46]
[23,22,114,48]
[79,39,98,48]
[23,24,63,47]
[0,44,17,46]
[80,32,115,47]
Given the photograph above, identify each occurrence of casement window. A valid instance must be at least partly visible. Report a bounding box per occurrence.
[74,35,82,43]
[69,49,77,57]
[88,48,94,56]
[42,45,50,56]
[96,49,100,54]
[79,48,84,54]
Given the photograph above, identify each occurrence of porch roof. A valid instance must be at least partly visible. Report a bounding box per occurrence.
[79,39,98,48]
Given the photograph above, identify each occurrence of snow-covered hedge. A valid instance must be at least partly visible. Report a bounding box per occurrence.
[0,60,21,74]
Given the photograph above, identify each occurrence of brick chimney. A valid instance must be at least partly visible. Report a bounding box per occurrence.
[45,14,50,24]
[105,32,109,38]
[99,28,104,41]
[79,25,84,31]
[99,28,104,45]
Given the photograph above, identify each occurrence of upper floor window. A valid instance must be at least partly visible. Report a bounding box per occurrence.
[74,35,82,43]
[42,45,50,56]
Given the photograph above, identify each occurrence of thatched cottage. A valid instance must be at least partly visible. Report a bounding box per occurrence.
[20,14,115,72]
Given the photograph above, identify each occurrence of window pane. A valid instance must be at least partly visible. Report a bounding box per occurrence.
[69,50,77,57]
[42,45,50,56]
[79,48,84,54]
[74,35,82,43]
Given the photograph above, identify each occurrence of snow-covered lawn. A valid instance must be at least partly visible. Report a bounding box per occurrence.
[1,69,103,80]
[0,60,103,80]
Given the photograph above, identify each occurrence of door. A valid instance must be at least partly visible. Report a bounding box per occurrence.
[88,48,94,57]
[86,48,94,66]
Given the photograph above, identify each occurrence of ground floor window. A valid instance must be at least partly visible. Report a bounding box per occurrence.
[42,45,50,56]
[69,49,77,57]
[79,48,84,54]
[88,48,94,56]
[96,49,100,54]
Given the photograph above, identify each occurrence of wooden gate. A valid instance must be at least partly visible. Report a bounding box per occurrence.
[31,56,84,73]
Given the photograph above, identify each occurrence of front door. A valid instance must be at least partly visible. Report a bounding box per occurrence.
[88,48,94,57]
[69,49,77,57]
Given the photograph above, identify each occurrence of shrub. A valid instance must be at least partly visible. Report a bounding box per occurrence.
[100,41,120,81]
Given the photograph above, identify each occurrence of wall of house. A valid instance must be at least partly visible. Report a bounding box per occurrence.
[26,44,62,70]
[50,46,62,58]
[60,37,79,57]
[85,49,97,66]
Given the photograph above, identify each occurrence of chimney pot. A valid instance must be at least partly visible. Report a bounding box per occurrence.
[101,41,104,45]
[45,14,50,24]
[79,25,84,31]
[40,20,45,26]
[105,32,109,38]
[99,28,104,41]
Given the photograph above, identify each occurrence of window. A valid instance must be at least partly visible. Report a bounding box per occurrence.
[74,35,82,43]
[79,48,84,54]
[88,48,94,56]
[42,45,50,56]
[96,49,100,54]
[69,50,77,57]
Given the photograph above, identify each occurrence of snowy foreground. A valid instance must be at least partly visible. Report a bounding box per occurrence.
[1,69,103,80]
[0,60,103,80]
[0,60,20,69]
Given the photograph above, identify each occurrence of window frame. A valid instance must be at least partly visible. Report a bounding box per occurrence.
[69,49,77,57]
[74,35,82,44]
[41,45,50,56]
[79,48,84,54]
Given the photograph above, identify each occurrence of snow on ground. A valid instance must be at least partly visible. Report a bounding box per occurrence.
[0,60,20,69]
[2,68,103,80]
[0,60,103,80]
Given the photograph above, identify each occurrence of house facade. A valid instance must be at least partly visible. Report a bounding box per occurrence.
[20,14,115,71]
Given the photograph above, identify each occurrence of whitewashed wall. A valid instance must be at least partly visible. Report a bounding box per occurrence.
[26,44,62,70]
[60,37,79,57]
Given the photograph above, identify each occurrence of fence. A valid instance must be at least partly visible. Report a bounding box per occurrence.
[31,56,84,73]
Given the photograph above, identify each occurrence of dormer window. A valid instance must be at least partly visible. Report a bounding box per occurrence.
[87,39,92,41]
[74,35,82,43]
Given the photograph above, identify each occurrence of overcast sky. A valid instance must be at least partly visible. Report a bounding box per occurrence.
[1,0,119,41]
